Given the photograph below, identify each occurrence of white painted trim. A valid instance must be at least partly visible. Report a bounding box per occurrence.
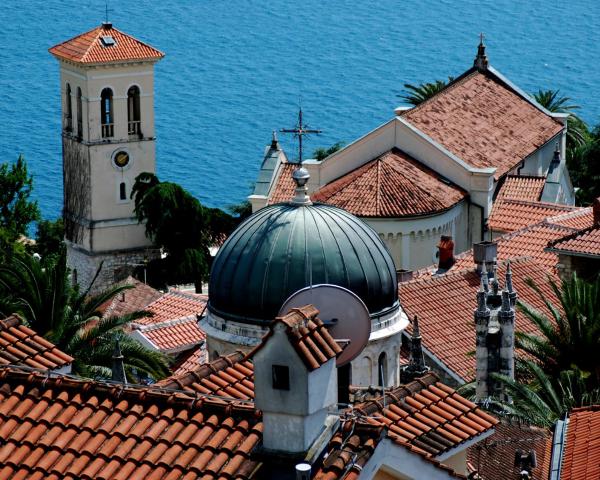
[129,329,159,351]
[91,70,153,80]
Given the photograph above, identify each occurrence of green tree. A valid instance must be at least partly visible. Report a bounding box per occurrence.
[0,155,40,253]
[0,252,169,380]
[34,218,65,261]
[313,142,345,161]
[131,172,236,291]
[516,274,600,388]
[532,89,590,152]
[567,126,600,205]
[398,77,454,106]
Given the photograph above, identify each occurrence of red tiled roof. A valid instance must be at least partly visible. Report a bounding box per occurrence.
[159,352,254,401]
[400,259,560,381]
[0,315,73,371]
[172,347,207,376]
[496,175,546,202]
[548,207,594,230]
[488,200,577,233]
[271,305,342,371]
[267,163,297,205]
[547,224,600,257]
[137,291,207,326]
[49,23,164,64]
[137,316,206,353]
[0,366,262,480]
[402,71,563,179]
[560,405,600,480]
[354,373,498,456]
[467,419,552,480]
[100,277,162,319]
[311,148,467,218]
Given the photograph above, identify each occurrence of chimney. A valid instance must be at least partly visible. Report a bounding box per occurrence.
[396,269,413,283]
[295,463,311,480]
[437,235,455,272]
[593,197,600,226]
[473,241,497,275]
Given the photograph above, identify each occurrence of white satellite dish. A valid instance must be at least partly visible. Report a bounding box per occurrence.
[278,284,371,367]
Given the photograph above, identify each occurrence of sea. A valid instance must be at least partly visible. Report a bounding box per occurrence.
[1,0,599,220]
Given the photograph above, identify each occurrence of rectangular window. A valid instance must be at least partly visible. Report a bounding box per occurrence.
[119,182,127,201]
[272,365,290,390]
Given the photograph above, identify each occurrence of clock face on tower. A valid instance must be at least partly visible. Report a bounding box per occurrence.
[114,151,130,168]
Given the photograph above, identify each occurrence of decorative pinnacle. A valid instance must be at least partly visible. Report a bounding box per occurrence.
[474,33,489,71]
[271,130,279,150]
[291,167,312,205]
[501,289,511,312]
[477,278,488,313]
[505,261,514,293]
[412,315,421,338]
[481,263,490,293]
[111,339,127,384]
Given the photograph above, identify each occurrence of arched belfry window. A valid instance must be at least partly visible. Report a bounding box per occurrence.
[76,87,83,140]
[127,85,141,136]
[378,352,388,387]
[65,83,72,132]
[101,88,114,138]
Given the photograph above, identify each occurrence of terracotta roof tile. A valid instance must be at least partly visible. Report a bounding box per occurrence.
[314,374,495,479]
[137,291,207,326]
[172,348,207,376]
[137,316,206,353]
[400,259,560,381]
[560,405,600,480]
[489,199,578,233]
[274,305,343,371]
[353,373,497,456]
[547,224,600,257]
[496,175,546,202]
[100,277,162,319]
[267,163,297,205]
[402,71,563,180]
[311,148,467,217]
[0,315,73,371]
[49,24,164,64]
[548,207,594,230]
[466,419,552,480]
[159,352,254,402]
[0,367,261,480]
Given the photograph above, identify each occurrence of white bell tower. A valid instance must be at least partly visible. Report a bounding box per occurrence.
[50,22,164,291]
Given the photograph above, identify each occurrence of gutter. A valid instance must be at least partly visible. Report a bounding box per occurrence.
[549,418,568,480]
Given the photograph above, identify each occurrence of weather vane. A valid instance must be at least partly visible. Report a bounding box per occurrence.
[280,106,322,165]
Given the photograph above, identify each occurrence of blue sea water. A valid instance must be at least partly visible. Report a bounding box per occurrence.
[1,0,599,219]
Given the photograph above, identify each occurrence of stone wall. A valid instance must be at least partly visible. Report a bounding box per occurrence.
[67,242,159,294]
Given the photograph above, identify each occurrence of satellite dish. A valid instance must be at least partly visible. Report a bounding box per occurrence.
[279,284,371,367]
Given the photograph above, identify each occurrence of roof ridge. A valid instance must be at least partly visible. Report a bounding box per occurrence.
[547,223,600,249]
[498,198,579,210]
[0,314,22,330]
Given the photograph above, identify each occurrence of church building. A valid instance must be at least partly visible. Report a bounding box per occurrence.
[49,22,164,291]
[250,39,575,271]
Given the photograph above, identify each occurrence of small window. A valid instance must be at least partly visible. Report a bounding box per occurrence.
[127,85,141,136]
[65,83,72,132]
[378,352,388,387]
[76,87,83,140]
[101,35,116,47]
[119,182,127,201]
[272,365,290,390]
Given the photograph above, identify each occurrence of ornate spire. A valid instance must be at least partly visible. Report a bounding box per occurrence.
[481,263,490,293]
[491,265,499,296]
[401,316,430,383]
[501,289,511,312]
[505,261,514,293]
[111,339,127,384]
[474,33,489,71]
[291,167,312,205]
[476,275,489,314]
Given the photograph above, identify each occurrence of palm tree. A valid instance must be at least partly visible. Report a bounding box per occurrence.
[532,89,590,151]
[0,252,170,380]
[516,273,600,389]
[399,77,454,106]
[460,360,600,428]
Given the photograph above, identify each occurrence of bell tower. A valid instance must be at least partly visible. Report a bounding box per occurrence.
[50,22,164,292]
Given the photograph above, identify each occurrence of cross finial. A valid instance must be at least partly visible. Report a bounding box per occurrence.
[474,33,489,71]
[103,1,112,28]
[280,107,322,165]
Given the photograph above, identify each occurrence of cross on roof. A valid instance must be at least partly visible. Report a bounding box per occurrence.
[280,107,322,165]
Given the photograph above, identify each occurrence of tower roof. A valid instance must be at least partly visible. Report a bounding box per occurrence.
[49,23,164,64]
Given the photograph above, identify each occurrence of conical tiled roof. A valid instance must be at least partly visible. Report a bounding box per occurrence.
[49,23,164,64]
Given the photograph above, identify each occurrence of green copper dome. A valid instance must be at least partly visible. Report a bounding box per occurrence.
[208,202,399,325]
